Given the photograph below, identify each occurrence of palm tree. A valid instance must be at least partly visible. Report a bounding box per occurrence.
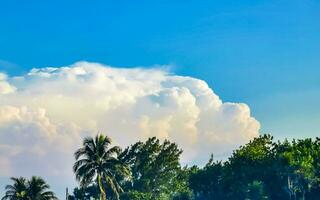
[2,177,28,200]
[2,176,57,200]
[73,134,129,200]
[26,176,57,200]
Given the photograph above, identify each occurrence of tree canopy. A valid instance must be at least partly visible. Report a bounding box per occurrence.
[3,134,320,200]
[2,176,57,200]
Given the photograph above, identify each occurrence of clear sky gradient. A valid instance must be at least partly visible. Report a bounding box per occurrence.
[1,0,320,154]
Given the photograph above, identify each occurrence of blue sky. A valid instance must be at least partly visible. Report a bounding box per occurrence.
[1,0,320,140]
[1,0,320,197]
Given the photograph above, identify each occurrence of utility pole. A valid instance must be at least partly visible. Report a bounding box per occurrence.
[66,187,69,200]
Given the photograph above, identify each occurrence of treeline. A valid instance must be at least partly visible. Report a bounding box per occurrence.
[2,134,320,200]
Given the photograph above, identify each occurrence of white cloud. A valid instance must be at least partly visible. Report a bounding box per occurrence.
[0,73,16,94]
[0,61,260,182]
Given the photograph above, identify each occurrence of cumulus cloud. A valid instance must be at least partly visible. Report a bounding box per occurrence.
[0,61,260,183]
[0,73,16,94]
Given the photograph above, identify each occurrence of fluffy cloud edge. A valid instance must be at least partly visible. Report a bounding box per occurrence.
[0,61,260,179]
[0,73,16,94]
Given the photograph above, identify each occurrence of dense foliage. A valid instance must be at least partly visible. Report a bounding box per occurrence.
[2,134,320,200]
[68,134,320,200]
[188,135,320,200]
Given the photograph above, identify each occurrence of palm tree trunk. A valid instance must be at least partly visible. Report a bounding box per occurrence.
[98,174,107,200]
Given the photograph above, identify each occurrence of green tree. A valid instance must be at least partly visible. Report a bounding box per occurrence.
[73,134,129,200]
[189,157,224,199]
[275,138,320,199]
[245,180,269,200]
[26,176,57,200]
[68,185,100,200]
[2,176,57,200]
[2,177,28,200]
[171,191,193,200]
[170,166,195,200]
[68,187,88,200]
[224,134,288,199]
[120,191,152,200]
[119,137,183,199]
